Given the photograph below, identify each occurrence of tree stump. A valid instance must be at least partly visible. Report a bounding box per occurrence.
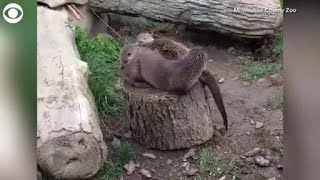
[123,81,215,150]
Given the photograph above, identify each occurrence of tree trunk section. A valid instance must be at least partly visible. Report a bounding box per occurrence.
[123,82,215,150]
[37,5,107,179]
[89,0,283,38]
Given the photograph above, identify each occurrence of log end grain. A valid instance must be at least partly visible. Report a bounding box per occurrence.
[38,132,107,179]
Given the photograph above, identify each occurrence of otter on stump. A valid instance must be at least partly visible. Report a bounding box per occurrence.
[130,33,229,131]
[120,43,228,131]
[120,44,207,94]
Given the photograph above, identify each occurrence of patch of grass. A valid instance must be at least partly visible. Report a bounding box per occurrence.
[97,141,134,179]
[271,145,284,158]
[116,141,134,165]
[74,26,123,118]
[199,148,238,179]
[267,89,283,110]
[98,161,123,180]
[237,57,281,81]
[272,28,283,59]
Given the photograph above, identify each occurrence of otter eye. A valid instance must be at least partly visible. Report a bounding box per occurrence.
[127,52,131,56]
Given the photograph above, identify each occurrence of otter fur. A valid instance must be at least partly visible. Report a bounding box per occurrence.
[120,44,207,94]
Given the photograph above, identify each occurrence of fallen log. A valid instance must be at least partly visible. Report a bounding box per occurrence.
[123,81,216,150]
[89,0,283,38]
[37,5,107,179]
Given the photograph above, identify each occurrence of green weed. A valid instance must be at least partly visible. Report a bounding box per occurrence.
[199,148,238,179]
[271,145,284,158]
[272,28,283,59]
[97,141,134,180]
[237,57,280,81]
[74,26,123,118]
[267,89,283,110]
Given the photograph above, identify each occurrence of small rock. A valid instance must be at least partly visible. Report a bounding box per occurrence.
[255,156,270,167]
[260,148,271,156]
[218,78,225,84]
[192,155,199,160]
[276,164,283,170]
[244,147,261,157]
[219,175,227,180]
[258,78,272,87]
[183,167,199,176]
[123,161,136,175]
[140,169,152,178]
[240,166,251,174]
[183,148,196,161]
[227,47,237,54]
[167,159,173,164]
[112,137,121,149]
[280,117,283,121]
[249,119,255,125]
[240,155,246,159]
[232,76,239,81]
[255,122,264,129]
[246,132,251,135]
[241,81,251,87]
[268,178,276,180]
[143,153,156,159]
[123,131,132,139]
[182,162,190,168]
[208,59,213,62]
[135,163,140,168]
[269,74,283,86]
[245,157,255,164]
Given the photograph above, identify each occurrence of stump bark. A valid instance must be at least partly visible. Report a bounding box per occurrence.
[123,82,215,150]
[89,0,283,38]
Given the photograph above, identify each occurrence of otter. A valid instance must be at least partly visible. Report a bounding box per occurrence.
[136,33,189,60]
[199,70,228,131]
[120,44,207,94]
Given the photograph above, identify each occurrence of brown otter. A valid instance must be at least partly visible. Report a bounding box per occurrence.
[120,35,228,131]
[120,44,207,94]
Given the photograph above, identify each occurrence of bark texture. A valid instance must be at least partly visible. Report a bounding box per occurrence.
[37,6,106,179]
[38,0,87,8]
[89,0,283,38]
[123,82,215,150]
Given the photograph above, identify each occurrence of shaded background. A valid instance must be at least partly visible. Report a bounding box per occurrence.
[0,0,36,179]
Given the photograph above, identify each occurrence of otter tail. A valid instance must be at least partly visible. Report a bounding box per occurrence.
[199,70,228,131]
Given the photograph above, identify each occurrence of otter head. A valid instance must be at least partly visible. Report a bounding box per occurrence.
[119,44,138,64]
[136,33,154,45]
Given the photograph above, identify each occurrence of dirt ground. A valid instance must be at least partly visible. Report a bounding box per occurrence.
[102,26,284,180]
